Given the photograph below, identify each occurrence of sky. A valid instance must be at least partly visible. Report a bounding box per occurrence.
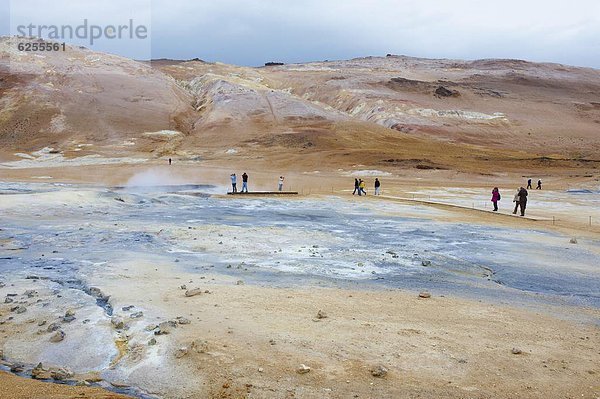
[1,0,599,68]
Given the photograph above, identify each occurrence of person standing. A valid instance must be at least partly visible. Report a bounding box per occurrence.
[353,178,359,195]
[278,176,285,192]
[512,188,520,214]
[230,173,237,193]
[241,172,249,193]
[359,179,367,196]
[491,187,500,212]
[527,179,532,189]
[374,178,381,195]
[517,186,528,216]
[536,179,542,190]
[168,158,172,166]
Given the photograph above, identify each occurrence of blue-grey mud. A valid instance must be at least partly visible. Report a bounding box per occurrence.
[1,181,599,399]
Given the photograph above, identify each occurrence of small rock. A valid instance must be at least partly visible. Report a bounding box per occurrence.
[569,238,578,244]
[191,339,209,353]
[10,363,25,373]
[13,306,27,314]
[81,373,103,383]
[38,320,47,327]
[122,305,135,311]
[62,315,76,323]
[316,310,328,319]
[50,367,73,381]
[50,330,65,343]
[65,309,75,317]
[89,287,109,301]
[111,317,125,329]
[185,288,203,297]
[269,339,276,345]
[148,338,157,346]
[511,348,523,355]
[177,317,191,325]
[4,297,13,304]
[371,365,388,378]
[236,280,244,286]
[419,292,431,299]
[76,380,91,386]
[32,363,52,380]
[421,260,432,267]
[154,321,174,335]
[180,285,187,290]
[130,311,144,319]
[175,347,189,358]
[24,290,37,298]
[258,367,264,373]
[110,381,130,388]
[47,322,61,332]
[297,364,311,374]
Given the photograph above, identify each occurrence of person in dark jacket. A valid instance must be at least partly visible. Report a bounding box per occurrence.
[491,187,500,212]
[241,172,249,193]
[527,179,532,189]
[374,178,381,195]
[353,178,359,195]
[536,179,542,190]
[517,187,528,216]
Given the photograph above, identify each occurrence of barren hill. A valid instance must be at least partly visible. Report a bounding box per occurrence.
[1,37,599,174]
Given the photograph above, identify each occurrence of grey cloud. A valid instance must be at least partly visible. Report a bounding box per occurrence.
[2,0,599,68]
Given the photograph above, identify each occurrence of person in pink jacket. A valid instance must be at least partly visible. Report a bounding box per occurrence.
[491,187,501,212]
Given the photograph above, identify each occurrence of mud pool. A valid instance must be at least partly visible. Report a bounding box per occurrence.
[1,181,600,397]
[1,182,598,310]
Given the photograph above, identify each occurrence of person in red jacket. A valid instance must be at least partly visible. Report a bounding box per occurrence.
[491,187,501,212]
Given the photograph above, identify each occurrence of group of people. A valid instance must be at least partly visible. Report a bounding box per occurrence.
[490,184,533,216]
[230,173,286,193]
[527,178,542,190]
[228,172,536,217]
[353,178,381,196]
[230,172,249,193]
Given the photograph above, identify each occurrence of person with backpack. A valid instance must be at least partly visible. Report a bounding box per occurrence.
[537,179,542,190]
[527,179,532,189]
[241,172,249,193]
[374,178,381,196]
[517,186,528,216]
[491,187,501,212]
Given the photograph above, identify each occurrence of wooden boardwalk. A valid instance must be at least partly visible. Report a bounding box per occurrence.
[227,191,299,196]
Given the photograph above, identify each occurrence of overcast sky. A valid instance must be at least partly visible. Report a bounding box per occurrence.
[2,0,599,68]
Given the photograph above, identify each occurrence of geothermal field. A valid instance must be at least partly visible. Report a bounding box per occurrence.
[0,36,599,399]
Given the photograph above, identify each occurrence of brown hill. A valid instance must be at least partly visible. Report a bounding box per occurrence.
[1,37,599,175]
